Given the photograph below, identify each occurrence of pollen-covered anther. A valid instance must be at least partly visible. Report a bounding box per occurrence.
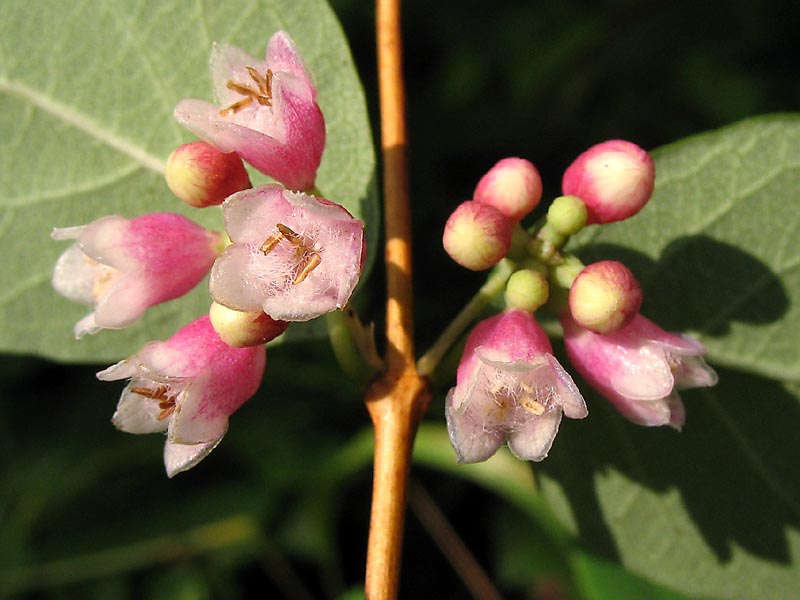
[220,68,274,115]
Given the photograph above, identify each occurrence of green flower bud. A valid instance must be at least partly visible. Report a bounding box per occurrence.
[547,195,588,236]
[505,269,549,312]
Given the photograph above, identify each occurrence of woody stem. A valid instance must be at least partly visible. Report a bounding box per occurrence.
[364,0,431,599]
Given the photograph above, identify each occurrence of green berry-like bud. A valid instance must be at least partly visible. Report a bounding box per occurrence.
[569,260,642,333]
[209,302,288,347]
[547,195,588,236]
[443,200,512,270]
[165,142,251,208]
[505,269,549,312]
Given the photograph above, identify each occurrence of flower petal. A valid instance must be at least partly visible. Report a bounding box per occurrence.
[507,408,563,461]
[164,437,224,478]
[445,388,506,464]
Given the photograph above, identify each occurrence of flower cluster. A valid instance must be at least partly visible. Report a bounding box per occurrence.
[443,142,717,463]
[51,32,365,476]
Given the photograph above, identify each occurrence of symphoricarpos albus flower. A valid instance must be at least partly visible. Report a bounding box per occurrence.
[174,31,325,192]
[473,157,543,222]
[446,309,587,463]
[443,200,512,271]
[97,315,266,477]
[562,140,655,224]
[52,213,223,338]
[561,313,718,429]
[210,184,365,322]
[165,141,251,208]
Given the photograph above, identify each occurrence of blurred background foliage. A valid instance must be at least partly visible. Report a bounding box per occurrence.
[2,0,799,598]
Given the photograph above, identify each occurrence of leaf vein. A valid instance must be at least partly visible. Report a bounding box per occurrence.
[0,80,165,175]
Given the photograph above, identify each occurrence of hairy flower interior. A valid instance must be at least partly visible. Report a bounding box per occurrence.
[131,385,178,420]
[220,67,274,116]
[259,222,322,285]
[480,364,555,430]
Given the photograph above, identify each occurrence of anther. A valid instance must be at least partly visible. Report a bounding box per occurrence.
[259,230,284,254]
[131,385,170,401]
[276,223,302,244]
[293,252,321,284]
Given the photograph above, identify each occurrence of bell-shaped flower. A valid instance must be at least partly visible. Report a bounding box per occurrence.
[52,213,223,338]
[446,309,587,464]
[561,313,718,429]
[97,315,266,477]
[210,184,365,322]
[174,31,325,192]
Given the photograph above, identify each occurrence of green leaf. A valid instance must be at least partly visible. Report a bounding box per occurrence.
[539,368,800,600]
[0,0,376,362]
[571,114,800,381]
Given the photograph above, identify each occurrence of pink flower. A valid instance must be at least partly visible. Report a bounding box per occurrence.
[446,309,587,463]
[210,184,365,322]
[561,313,718,429]
[52,213,223,338]
[174,31,325,192]
[97,316,266,477]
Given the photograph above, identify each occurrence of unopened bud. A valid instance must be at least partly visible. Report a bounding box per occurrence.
[505,269,549,313]
[547,195,588,236]
[166,142,251,208]
[569,260,642,334]
[443,201,512,270]
[562,140,654,224]
[473,158,543,222]
[209,302,288,347]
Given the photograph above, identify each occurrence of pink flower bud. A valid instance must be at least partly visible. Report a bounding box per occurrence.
[52,213,223,338]
[165,142,251,208]
[446,309,587,463]
[209,302,289,347]
[174,31,325,192]
[473,157,543,222]
[443,200,512,271]
[210,184,365,322]
[561,313,718,429]
[569,260,642,334]
[562,140,655,224]
[97,315,266,476]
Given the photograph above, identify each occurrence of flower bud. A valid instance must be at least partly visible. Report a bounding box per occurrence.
[569,260,642,334]
[443,201,512,271]
[546,195,588,236]
[473,158,543,222]
[505,269,549,313]
[209,302,289,347]
[562,140,655,224]
[165,142,251,208]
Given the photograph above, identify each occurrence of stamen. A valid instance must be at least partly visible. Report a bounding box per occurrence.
[226,81,260,96]
[276,223,302,244]
[259,230,285,254]
[131,385,170,401]
[219,67,274,116]
[219,96,253,116]
[293,252,321,284]
[520,396,545,415]
[157,405,176,420]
